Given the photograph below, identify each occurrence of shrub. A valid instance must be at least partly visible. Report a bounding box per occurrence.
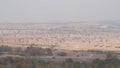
[0,45,12,52]
[57,52,67,56]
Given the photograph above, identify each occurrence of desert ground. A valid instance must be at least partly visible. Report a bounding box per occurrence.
[0,22,120,63]
[0,22,120,51]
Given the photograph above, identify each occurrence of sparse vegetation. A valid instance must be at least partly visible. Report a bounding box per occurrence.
[0,45,12,52]
[0,23,120,68]
[0,56,119,68]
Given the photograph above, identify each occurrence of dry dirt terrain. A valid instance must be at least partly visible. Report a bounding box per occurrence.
[0,22,120,51]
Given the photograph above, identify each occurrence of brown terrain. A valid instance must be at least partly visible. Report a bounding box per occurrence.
[0,22,120,51]
[0,22,120,62]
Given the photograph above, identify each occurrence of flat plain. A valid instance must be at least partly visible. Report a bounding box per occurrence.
[0,22,120,51]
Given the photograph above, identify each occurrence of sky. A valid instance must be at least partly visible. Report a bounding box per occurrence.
[0,0,120,23]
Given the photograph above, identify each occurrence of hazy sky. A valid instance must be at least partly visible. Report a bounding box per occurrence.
[0,0,120,23]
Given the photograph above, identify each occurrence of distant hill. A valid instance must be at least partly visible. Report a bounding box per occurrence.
[98,20,120,25]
